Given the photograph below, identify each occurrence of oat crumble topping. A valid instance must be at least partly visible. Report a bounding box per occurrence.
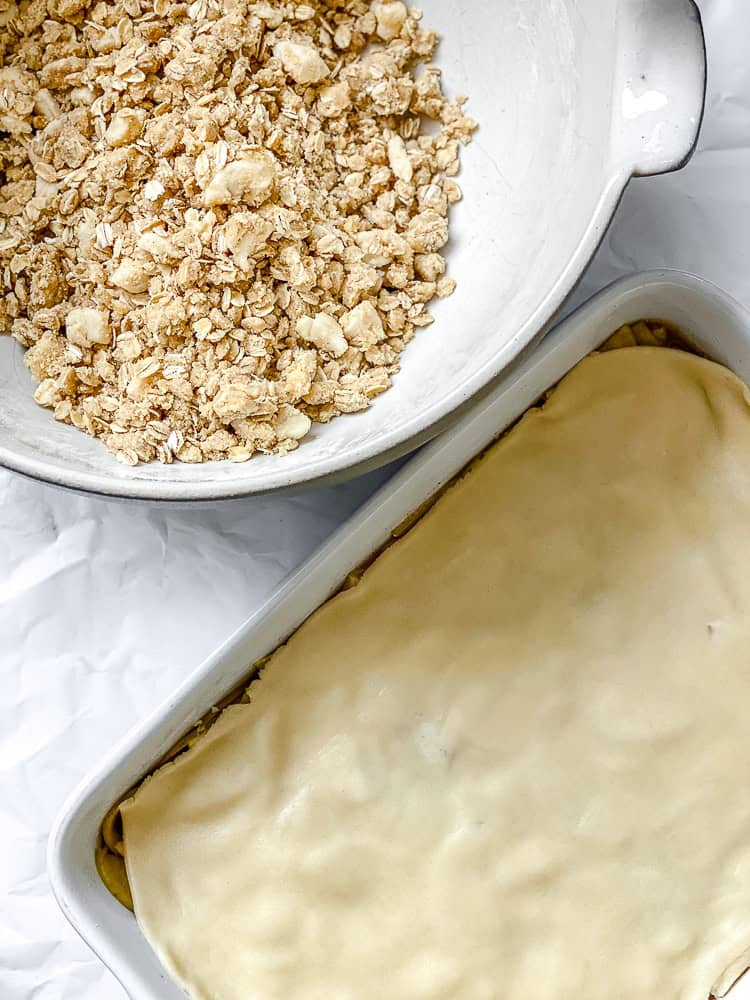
[0,0,475,465]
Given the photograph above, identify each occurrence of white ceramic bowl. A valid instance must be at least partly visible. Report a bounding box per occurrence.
[0,0,706,501]
[48,269,750,998]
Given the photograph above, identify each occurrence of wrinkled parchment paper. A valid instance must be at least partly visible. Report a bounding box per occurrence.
[2,2,749,997]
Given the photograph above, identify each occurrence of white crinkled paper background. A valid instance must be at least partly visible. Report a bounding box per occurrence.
[1,1,748,997]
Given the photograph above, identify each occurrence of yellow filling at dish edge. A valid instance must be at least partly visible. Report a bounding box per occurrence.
[108,326,750,1000]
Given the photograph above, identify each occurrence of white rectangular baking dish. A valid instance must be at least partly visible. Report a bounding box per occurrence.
[48,269,750,1000]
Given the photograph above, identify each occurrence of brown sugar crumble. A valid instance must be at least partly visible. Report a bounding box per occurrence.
[0,0,476,466]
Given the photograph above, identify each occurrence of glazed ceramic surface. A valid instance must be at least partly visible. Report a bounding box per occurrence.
[48,269,750,998]
[0,0,705,500]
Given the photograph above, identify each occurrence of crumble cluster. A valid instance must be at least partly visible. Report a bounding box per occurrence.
[0,0,475,465]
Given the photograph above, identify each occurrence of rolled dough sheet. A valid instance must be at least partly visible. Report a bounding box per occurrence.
[122,347,750,1000]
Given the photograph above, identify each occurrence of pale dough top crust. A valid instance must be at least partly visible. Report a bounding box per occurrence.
[123,348,750,1000]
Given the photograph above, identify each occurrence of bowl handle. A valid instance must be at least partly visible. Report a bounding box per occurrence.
[614,0,706,177]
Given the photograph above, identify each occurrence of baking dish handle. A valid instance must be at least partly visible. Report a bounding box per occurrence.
[614,0,706,177]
